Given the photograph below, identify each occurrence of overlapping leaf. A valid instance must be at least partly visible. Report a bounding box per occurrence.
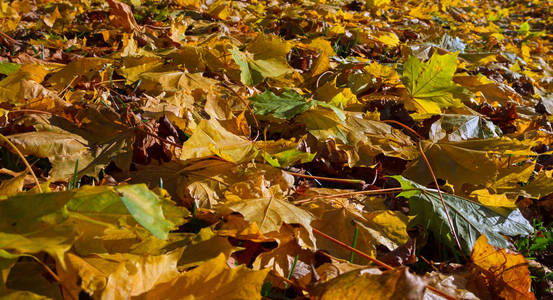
[393,176,533,253]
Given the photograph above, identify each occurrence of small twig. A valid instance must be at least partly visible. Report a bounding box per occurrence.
[7,109,54,117]
[369,168,378,186]
[381,119,423,140]
[0,31,22,45]
[313,228,394,269]
[143,24,170,30]
[58,75,79,97]
[29,256,77,300]
[418,141,463,253]
[284,170,365,185]
[268,270,307,292]
[29,256,60,282]
[293,187,404,204]
[93,79,125,86]
[315,70,334,88]
[425,285,458,300]
[0,133,42,193]
[313,228,457,300]
[219,82,260,129]
[419,255,441,273]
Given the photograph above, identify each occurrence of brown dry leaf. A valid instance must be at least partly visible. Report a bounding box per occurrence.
[107,0,142,32]
[423,271,479,299]
[58,249,182,299]
[468,235,535,300]
[222,186,316,248]
[311,267,428,300]
[404,138,536,193]
[0,172,25,197]
[298,109,417,166]
[133,253,269,300]
[179,119,257,164]
[176,160,294,209]
[252,225,314,281]
[308,199,409,264]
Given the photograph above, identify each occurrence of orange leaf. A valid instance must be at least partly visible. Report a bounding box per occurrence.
[469,235,535,300]
[106,0,142,32]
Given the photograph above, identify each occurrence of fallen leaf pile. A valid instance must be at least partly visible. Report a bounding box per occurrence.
[1,0,552,298]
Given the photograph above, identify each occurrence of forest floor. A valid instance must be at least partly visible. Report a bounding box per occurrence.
[1,0,553,299]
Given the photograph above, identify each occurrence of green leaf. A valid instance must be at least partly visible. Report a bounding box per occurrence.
[67,184,175,240]
[261,149,315,167]
[518,21,530,34]
[391,176,533,253]
[0,63,20,76]
[230,34,293,85]
[0,184,180,265]
[250,89,314,120]
[250,89,345,121]
[116,184,173,240]
[0,191,77,265]
[230,47,255,85]
[402,53,464,115]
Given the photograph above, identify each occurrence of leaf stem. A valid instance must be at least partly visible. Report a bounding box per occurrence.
[350,226,359,263]
[0,133,42,193]
[293,187,405,204]
[219,82,260,130]
[284,170,365,185]
[313,228,457,300]
[381,119,423,140]
[312,228,394,270]
[285,254,299,288]
[417,141,463,253]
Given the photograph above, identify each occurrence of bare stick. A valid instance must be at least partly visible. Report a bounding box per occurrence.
[293,187,404,204]
[284,170,365,185]
[312,228,394,270]
[418,141,463,253]
[0,133,42,193]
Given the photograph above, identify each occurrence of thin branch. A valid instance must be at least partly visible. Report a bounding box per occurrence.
[58,75,79,97]
[381,119,423,140]
[284,170,365,185]
[417,141,463,253]
[312,228,394,270]
[293,187,404,204]
[0,31,22,45]
[312,228,457,300]
[0,133,43,193]
[425,285,458,300]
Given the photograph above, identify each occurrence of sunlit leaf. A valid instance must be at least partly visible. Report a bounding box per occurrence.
[469,235,535,299]
[402,53,464,115]
[311,267,428,299]
[134,254,269,300]
[393,176,533,253]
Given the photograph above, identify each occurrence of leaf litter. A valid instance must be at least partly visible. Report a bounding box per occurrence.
[0,0,552,298]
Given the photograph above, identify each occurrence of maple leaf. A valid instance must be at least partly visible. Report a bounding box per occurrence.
[401,53,465,116]
[393,176,533,253]
[179,119,257,163]
[134,254,269,300]
[311,267,428,299]
[469,235,535,299]
[3,0,553,297]
[249,89,345,120]
[222,188,316,248]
